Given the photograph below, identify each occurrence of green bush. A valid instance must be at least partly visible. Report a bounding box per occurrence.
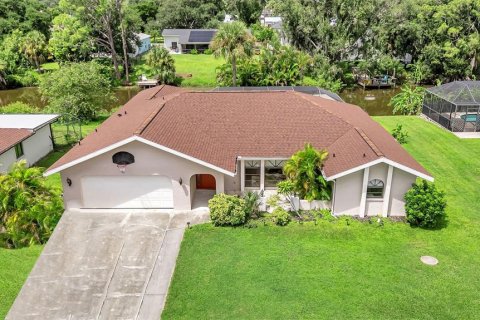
[242,191,260,218]
[404,179,446,228]
[208,193,247,226]
[270,207,290,226]
[0,102,39,114]
[0,161,63,248]
[203,48,213,55]
[389,85,425,115]
[189,49,199,55]
[391,124,409,144]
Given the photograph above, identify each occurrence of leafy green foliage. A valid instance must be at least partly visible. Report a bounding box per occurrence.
[211,21,254,86]
[283,143,331,201]
[19,31,47,70]
[0,0,51,40]
[391,124,409,144]
[39,61,116,121]
[242,191,260,218]
[404,179,447,228]
[389,85,425,115]
[269,207,290,226]
[154,0,225,31]
[208,194,247,226]
[251,23,280,47]
[0,161,63,248]
[49,14,93,62]
[226,0,266,26]
[145,47,177,84]
[0,102,39,114]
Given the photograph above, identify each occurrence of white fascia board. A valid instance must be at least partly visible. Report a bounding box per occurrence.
[325,158,434,182]
[44,136,236,177]
[237,156,289,160]
[43,137,137,176]
[135,136,236,177]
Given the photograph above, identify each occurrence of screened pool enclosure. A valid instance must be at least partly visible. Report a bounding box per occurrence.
[422,81,480,132]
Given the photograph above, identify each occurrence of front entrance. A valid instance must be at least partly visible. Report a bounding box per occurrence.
[196,174,216,190]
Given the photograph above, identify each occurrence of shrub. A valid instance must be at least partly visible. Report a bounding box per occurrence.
[266,194,280,208]
[0,161,63,248]
[203,48,213,55]
[389,85,425,115]
[391,124,409,144]
[189,49,199,55]
[208,193,247,226]
[242,191,260,218]
[270,207,290,226]
[404,179,446,228]
[0,101,39,114]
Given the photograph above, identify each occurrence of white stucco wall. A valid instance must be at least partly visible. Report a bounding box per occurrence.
[0,149,17,173]
[224,161,241,194]
[60,141,225,210]
[389,168,417,216]
[163,36,181,53]
[333,170,363,215]
[332,162,419,217]
[0,125,53,173]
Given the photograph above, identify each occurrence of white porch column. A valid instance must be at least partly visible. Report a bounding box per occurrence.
[260,160,265,191]
[240,160,245,193]
[359,167,370,217]
[382,165,394,217]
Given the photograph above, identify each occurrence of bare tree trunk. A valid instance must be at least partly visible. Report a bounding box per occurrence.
[121,24,130,84]
[232,54,237,86]
[106,21,121,80]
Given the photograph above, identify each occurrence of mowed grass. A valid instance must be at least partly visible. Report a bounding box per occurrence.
[133,53,223,87]
[0,246,44,318]
[163,116,480,319]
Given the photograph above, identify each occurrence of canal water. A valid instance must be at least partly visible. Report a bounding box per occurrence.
[0,86,400,116]
[0,86,141,112]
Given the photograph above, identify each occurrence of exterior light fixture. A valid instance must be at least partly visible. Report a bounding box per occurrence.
[66,178,72,187]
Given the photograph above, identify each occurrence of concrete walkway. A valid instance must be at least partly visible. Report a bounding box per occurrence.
[7,208,209,320]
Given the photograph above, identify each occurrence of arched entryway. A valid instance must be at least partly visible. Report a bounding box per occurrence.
[190,174,216,209]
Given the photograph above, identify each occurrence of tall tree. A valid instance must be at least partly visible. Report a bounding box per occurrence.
[49,13,93,62]
[39,62,116,121]
[154,0,225,30]
[226,0,266,26]
[20,31,48,71]
[145,47,176,84]
[211,21,254,86]
[0,0,52,40]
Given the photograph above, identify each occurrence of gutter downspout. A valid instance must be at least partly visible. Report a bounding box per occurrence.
[331,179,337,218]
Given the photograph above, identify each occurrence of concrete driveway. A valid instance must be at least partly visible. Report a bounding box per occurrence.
[7,209,209,320]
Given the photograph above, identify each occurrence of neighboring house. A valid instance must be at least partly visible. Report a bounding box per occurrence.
[162,29,217,54]
[45,85,432,217]
[0,114,59,173]
[260,10,288,45]
[132,33,151,57]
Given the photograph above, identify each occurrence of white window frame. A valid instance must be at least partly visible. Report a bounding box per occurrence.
[240,158,288,192]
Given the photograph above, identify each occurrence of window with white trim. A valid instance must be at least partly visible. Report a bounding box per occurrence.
[264,160,286,188]
[244,160,260,188]
[367,179,384,198]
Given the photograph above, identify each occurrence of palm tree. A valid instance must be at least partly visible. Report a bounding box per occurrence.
[146,46,176,85]
[20,31,47,71]
[283,143,331,201]
[210,21,254,86]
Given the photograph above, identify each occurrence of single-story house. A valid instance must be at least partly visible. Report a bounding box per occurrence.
[132,33,151,57]
[0,114,59,173]
[162,29,217,54]
[45,86,432,217]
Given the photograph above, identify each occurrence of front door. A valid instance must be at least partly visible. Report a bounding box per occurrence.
[196,174,216,190]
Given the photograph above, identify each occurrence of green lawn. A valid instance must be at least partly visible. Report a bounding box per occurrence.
[133,54,223,87]
[0,245,43,318]
[163,116,480,319]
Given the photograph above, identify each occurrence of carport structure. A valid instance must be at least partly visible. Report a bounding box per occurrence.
[423,81,480,132]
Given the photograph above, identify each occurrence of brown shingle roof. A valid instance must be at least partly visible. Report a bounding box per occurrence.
[46,86,431,179]
[0,128,33,155]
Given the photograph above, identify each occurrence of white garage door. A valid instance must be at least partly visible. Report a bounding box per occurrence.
[81,176,174,209]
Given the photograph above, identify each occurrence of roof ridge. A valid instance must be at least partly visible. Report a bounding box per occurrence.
[355,127,384,157]
[148,85,166,100]
[134,102,167,135]
[292,91,353,127]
